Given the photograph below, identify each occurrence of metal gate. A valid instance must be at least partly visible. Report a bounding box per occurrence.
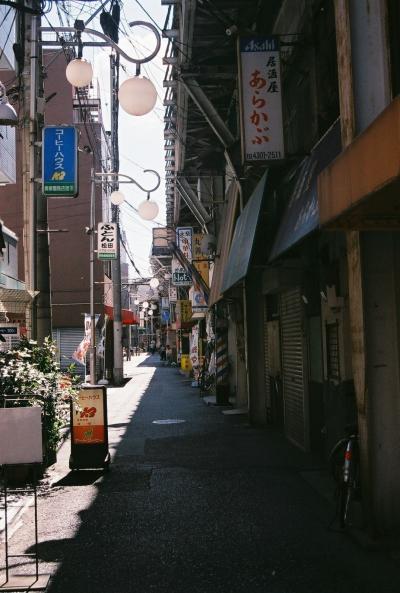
[280,288,308,450]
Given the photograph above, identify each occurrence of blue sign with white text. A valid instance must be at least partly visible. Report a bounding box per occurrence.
[42,126,78,197]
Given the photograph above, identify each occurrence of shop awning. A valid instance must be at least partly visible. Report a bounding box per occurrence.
[221,171,268,294]
[0,288,34,314]
[191,311,207,320]
[318,97,400,229]
[269,119,342,261]
[208,180,239,306]
[104,305,138,325]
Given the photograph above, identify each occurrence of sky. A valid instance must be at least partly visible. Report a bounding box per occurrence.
[47,0,168,278]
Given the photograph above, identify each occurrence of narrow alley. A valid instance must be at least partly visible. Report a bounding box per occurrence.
[1,354,399,593]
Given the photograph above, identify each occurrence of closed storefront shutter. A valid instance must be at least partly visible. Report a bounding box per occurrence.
[53,328,86,380]
[263,298,271,423]
[280,288,308,450]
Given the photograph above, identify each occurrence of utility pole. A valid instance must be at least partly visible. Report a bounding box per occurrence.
[21,0,51,341]
[110,52,124,385]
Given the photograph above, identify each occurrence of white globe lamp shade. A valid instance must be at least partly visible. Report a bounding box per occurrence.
[151,304,157,310]
[66,58,93,87]
[149,277,159,289]
[138,199,159,221]
[110,190,125,205]
[142,301,149,309]
[134,299,139,305]
[118,76,157,116]
[148,309,154,316]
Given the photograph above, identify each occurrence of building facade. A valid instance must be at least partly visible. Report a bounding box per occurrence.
[162,0,400,535]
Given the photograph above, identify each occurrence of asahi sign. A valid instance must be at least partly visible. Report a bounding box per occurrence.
[238,36,284,164]
[97,222,117,260]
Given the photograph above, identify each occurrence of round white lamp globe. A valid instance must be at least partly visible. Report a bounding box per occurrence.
[134,299,139,305]
[118,76,157,116]
[142,301,149,309]
[148,309,154,316]
[149,277,159,289]
[138,199,159,221]
[66,58,93,87]
[110,190,125,205]
[151,304,157,310]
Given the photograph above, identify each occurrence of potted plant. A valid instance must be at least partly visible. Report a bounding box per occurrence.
[0,337,79,471]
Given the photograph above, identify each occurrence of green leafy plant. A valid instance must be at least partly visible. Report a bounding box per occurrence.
[0,337,80,465]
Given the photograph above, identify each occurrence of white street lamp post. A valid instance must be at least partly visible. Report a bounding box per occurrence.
[92,171,160,384]
[42,20,161,385]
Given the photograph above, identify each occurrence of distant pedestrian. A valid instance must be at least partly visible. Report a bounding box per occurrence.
[150,339,156,354]
[159,345,166,362]
[165,344,172,366]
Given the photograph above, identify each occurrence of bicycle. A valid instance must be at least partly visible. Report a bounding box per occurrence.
[198,366,215,393]
[329,425,361,528]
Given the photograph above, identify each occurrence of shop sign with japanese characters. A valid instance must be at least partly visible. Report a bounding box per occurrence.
[42,125,78,197]
[72,388,105,445]
[176,227,193,261]
[238,36,284,164]
[172,257,192,286]
[97,222,117,260]
[193,233,209,286]
[169,286,178,302]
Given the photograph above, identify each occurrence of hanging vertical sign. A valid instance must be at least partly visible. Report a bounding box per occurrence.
[172,257,192,286]
[193,233,209,286]
[238,36,284,164]
[42,125,79,197]
[169,286,178,302]
[176,227,193,261]
[97,222,117,260]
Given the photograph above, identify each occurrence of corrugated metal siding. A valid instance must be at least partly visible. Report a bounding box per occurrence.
[280,288,307,449]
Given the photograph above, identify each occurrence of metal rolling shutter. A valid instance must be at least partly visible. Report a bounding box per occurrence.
[263,298,271,423]
[280,288,307,450]
[53,328,86,379]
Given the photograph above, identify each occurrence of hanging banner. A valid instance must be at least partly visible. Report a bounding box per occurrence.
[190,324,200,373]
[176,300,192,329]
[97,222,117,260]
[238,36,284,164]
[42,125,78,197]
[176,227,193,261]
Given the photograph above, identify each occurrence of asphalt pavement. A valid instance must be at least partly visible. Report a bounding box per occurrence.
[1,353,400,593]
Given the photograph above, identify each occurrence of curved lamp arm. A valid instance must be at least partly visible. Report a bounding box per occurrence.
[40,21,161,66]
[96,170,161,194]
[119,169,161,194]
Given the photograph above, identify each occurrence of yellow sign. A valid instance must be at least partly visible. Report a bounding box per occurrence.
[193,233,209,285]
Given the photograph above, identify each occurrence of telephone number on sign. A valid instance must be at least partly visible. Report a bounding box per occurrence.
[246,151,282,160]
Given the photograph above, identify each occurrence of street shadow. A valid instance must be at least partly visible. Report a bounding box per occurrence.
[12,361,400,593]
[51,470,104,487]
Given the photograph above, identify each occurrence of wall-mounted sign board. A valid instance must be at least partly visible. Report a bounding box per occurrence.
[0,407,43,464]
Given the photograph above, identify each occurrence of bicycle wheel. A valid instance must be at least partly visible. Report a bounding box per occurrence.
[338,481,352,528]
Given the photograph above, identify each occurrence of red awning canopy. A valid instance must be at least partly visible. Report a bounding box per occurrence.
[104,305,138,325]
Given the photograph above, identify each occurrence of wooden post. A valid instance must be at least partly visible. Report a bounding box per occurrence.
[334,0,374,533]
